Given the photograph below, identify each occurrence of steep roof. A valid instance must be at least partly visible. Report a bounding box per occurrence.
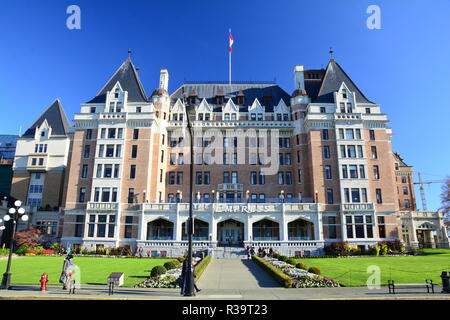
[311,59,375,104]
[170,83,291,112]
[22,99,70,137]
[394,152,411,167]
[86,57,148,103]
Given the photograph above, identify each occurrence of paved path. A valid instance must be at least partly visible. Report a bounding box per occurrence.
[198,258,279,291]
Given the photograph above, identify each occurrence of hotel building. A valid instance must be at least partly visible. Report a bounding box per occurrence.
[10,56,446,256]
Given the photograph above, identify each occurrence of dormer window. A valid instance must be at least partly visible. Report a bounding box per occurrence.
[179,113,183,121]
[136,107,141,113]
[110,102,115,112]
[276,114,282,121]
[205,114,210,121]
[189,96,196,105]
[257,113,263,121]
[198,113,204,121]
[114,88,119,98]
[224,113,230,121]
[116,102,122,112]
[173,114,178,121]
[251,113,256,121]
[90,107,96,113]
[231,114,237,120]
[342,89,347,99]
[41,131,45,137]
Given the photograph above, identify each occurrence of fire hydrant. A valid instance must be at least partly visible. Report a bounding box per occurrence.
[40,273,48,292]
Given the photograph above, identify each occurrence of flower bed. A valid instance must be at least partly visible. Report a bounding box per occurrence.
[136,257,202,288]
[264,257,340,288]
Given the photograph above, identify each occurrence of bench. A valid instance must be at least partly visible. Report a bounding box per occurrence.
[388,279,435,294]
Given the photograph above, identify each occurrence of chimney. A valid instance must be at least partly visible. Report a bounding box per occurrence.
[159,69,169,91]
[293,65,305,90]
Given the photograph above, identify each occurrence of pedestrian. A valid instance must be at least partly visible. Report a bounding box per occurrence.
[60,253,74,290]
[192,261,201,293]
[258,247,262,257]
[138,247,143,258]
[247,246,251,260]
[269,247,273,256]
[250,247,255,256]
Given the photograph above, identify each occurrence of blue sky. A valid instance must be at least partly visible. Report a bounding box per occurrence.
[0,0,448,210]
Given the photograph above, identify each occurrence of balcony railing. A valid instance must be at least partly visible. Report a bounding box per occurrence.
[341,203,374,211]
[87,202,119,210]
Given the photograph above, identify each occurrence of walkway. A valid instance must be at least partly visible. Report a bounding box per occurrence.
[198,258,279,291]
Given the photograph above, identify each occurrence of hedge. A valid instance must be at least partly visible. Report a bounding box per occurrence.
[252,255,292,288]
[194,255,212,280]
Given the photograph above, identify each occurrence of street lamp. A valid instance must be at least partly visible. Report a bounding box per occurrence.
[246,190,250,203]
[280,190,285,203]
[1,200,28,289]
[180,99,197,296]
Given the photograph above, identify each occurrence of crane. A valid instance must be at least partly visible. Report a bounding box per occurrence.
[413,172,445,211]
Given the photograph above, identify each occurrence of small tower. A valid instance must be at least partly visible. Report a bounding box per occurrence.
[159,69,169,91]
[293,65,305,90]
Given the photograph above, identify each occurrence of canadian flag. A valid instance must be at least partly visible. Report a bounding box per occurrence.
[229,29,234,53]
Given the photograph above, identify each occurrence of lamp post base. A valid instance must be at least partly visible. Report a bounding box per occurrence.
[0,272,12,290]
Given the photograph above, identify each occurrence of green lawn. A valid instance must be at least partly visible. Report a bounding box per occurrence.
[0,256,171,287]
[296,249,450,287]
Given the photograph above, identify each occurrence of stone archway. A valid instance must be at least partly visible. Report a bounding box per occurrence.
[252,219,280,241]
[217,219,244,246]
[416,222,436,248]
[182,218,209,241]
[287,219,314,240]
[147,219,174,240]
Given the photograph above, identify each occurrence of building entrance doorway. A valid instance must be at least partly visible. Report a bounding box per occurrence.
[217,219,244,246]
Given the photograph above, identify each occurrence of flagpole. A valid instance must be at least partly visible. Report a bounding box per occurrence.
[229,28,231,85]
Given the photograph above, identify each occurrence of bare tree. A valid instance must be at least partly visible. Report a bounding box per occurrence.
[440,176,450,231]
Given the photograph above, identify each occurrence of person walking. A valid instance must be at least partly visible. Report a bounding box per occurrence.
[247,246,251,259]
[60,254,74,290]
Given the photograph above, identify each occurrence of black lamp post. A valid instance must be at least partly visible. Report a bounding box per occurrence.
[181,101,196,297]
[1,200,28,290]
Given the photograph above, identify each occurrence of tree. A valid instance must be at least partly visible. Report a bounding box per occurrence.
[440,176,450,232]
[14,228,43,247]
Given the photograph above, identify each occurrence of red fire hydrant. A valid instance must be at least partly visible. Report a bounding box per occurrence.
[40,273,48,292]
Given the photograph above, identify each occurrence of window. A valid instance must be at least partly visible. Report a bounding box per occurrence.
[401,176,407,184]
[355,129,361,140]
[103,164,112,178]
[404,199,410,208]
[320,107,326,113]
[346,216,353,238]
[176,172,183,184]
[83,145,90,158]
[349,165,358,178]
[101,188,110,202]
[259,172,265,185]
[342,165,348,178]
[136,107,141,113]
[369,130,375,141]
[78,188,86,203]
[296,150,301,163]
[96,164,102,178]
[168,172,175,184]
[133,129,139,140]
[278,153,284,165]
[359,165,366,179]
[340,103,346,113]
[297,169,302,183]
[81,164,88,178]
[106,145,114,157]
[108,128,116,139]
[403,186,408,195]
[38,158,44,165]
[100,128,106,139]
[351,188,360,203]
[347,145,356,158]
[346,103,352,113]
[338,128,344,139]
[345,129,354,140]
[361,188,368,202]
[278,172,284,185]
[114,164,120,178]
[115,144,121,157]
[373,165,380,179]
[371,146,378,159]
[344,188,350,203]
[323,146,330,159]
[177,153,183,165]
[86,129,92,140]
[326,188,334,204]
[340,145,346,158]
[124,216,133,238]
[111,188,118,202]
[366,107,371,114]
[231,172,238,184]
[285,172,292,185]
[131,145,138,158]
[376,189,383,204]
[251,172,257,185]
[170,153,176,165]
[195,172,202,185]
[94,188,100,202]
[90,107,96,113]
[378,216,386,238]
[128,189,135,204]
[325,165,332,179]
[75,215,84,237]
[204,172,210,185]
[223,172,230,183]
[130,165,136,179]
[357,145,364,158]
[322,129,329,140]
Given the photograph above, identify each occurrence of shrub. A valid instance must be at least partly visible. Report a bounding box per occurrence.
[379,244,389,255]
[16,245,32,255]
[151,265,167,278]
[34,246,44,254]
[0,247,10,256]
[14,228,44,247]
[163,261,177,270]
[194,256,212,279]
[287,258,297,266]
[308,267,322,275]
[50,243,61,252]
[272,253,280,259]
[177,256,186,263]
[296,262,308,270]
[25,249,39,255]
[252,255,292,288]
[24,253,36,256]
[324,241,351,256]
[171,259,181,266]
[279,255,288,262]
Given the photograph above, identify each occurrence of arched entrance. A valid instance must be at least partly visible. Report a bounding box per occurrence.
[252,219,280,241]
[182,218,209,241]
[217,219,244,246]
[416,222,436,248]
[288,219,314,240]
[147,219,174,240]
